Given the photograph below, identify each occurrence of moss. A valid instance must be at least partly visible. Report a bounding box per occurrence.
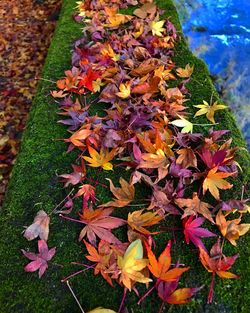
[1,0,249,312]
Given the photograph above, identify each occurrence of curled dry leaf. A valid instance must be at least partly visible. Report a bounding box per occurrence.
[23,210,50,241]
[101,178,135,208]
[216,210,250,246]
[175,192,214,223]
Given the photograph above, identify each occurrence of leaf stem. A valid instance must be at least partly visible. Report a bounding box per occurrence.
[61,267,91,283]
[207,271,215,304]
[65,280,85,313]
[137,284,156,305]
[51,189,74,215]
[59,214,86,224]
[158,301,165,313]
[118,288,127,313]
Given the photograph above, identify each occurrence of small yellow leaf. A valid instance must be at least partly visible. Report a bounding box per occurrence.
[194,100,227,124]
[151,20,165,37]
[176,64,194,78]
[116,82,131,99]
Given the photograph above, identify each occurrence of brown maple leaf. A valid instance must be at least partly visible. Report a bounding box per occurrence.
[176,147,197,168]
[100,178,135,208]
[127,209,163,235]
[175,193,214,223]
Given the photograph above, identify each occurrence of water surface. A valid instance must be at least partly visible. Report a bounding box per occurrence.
[174,0,250,148]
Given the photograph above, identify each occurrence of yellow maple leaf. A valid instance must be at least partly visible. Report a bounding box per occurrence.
[92,78,105,93]
[116,82,131,99]
[176,64,194,78]
[117,239,151,290]
[150,20,165,37]
[194,100,227,124]
[83,146,116,170]
[101,44,120,62]
[203,167,234,200]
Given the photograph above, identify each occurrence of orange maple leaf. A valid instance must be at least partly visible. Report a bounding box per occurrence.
[83,146,117,170]
[145,240,189,282]
[216,210,250,246]
[203,167,234,200]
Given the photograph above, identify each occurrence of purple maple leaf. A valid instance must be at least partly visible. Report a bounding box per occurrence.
[22,240,56,278]
[183,216,216,250]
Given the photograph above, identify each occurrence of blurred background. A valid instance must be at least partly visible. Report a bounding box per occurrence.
[174,0,250,149]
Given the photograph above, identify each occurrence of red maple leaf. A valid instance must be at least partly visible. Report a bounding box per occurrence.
[183,216,216,249]
[79,67,102,92]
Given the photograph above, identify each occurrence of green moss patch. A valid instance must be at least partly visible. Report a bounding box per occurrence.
[1,0,249,312]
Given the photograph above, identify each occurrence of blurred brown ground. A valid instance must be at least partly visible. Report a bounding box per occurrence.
[0,0,62,206]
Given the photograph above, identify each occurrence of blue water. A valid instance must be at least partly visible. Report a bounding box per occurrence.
[174,0,250,148]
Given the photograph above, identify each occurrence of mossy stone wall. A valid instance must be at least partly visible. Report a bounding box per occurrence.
[1,0,249,312]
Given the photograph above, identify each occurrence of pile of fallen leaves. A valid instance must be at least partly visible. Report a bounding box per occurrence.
[0,0,61,206]
[22,1,250,312]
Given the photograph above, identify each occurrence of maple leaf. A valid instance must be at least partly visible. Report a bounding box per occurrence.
[22,240,56,278]
[183,216,216,249]
[170,116,193,133]
[84,239,122,286]
[83,146,117,170]
[68,128,92,148]
[133,2,156,19]
[117,239,151,290]
[138,149,169,169]
[104,8,132,28]
[59,163,86,187]
[176,64,194,78]
[79,67,102,92]
[87,308,116,313]
[175,193,214,223]
[194,100,227,124]
[75,184,96,208]
[78,207,126,245]
[116,82,131,99]
[101,178,135,208]
[151,20,165,37]
[145,240,189,282]
[127,209,163,235]
[23,210,50,241]
[199,239,239,303]
[176,147,197,168]
[157,280,201,305]
[216,210,250,246]
[203,166,234,200]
